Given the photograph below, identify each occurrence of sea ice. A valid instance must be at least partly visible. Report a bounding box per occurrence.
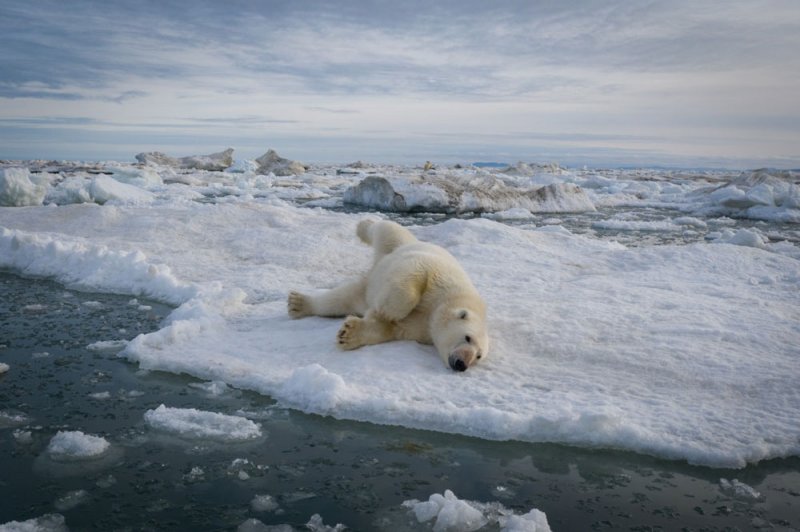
[251,494,280,512]
[54,489,89,511]
[403,489,551,532]
[0,167,46,206]
[143,404,262,441]
[89,175,155,205]
[720,478,761,500]
[0,513,68,532]
[1,165,798,468]
[46,431,110,461]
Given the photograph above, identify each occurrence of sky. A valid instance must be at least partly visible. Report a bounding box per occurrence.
[1,0,799,168]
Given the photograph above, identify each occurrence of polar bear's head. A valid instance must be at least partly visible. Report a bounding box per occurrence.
[431,305,489,372]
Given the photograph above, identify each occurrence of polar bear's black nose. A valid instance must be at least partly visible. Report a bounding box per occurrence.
[449,357,467,372]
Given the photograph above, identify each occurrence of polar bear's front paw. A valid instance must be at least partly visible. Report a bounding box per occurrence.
[337,316,364,350]
[287,291,311,319]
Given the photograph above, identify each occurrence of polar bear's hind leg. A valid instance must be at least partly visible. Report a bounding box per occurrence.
[287,278,367,319]
[357,219,417,260]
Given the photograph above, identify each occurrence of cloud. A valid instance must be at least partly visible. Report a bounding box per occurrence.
[0,0,798,166]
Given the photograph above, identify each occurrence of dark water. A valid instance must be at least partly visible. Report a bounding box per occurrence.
[1,272,799,531]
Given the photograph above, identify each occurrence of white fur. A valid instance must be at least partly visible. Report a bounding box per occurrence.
[288,219,489,370]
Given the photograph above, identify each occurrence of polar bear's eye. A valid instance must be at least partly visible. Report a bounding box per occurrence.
[459,310,468,319]
[465,335,472,344]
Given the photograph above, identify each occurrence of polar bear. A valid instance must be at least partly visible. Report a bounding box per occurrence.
[288,219,489,371]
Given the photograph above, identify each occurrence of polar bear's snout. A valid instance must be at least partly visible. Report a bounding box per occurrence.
[448,344,479,372]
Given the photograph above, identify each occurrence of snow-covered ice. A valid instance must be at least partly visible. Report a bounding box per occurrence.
[45,431,110,461]
[143,404,262,441]
[0,167,46,206]
[1,159,798,468]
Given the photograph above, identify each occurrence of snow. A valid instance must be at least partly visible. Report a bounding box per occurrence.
[143,404,262,441]
[0,161,799,468]
[403,489,551,532]
[45,431,110,460]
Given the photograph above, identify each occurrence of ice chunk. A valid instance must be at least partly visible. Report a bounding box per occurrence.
[250,494,280,512]
[143,404,262,441]
[226,159,259,174]
[109,167,163,187]
[501,509,551,532]
[255,149,306,176]
[711,228,767,249]
[0,167,46,206]
[89,175,155,205]
[720,478,761,499]
[306,514,345,532]
[54,489,89,511]
[407,490,487,531]
[0,362,9,374]
[404,490,551,532]
[46,431,110,461]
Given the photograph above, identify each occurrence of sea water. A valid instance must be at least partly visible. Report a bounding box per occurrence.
[1,272,798,531]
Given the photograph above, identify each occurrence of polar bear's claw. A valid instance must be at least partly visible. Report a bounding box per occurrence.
[287,291,311,319]
[337,316,363,350]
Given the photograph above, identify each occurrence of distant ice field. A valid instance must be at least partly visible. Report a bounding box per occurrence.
[1,159,798,468]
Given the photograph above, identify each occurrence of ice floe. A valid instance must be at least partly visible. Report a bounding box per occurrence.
[46,431,110,461]
[143,404,262,441]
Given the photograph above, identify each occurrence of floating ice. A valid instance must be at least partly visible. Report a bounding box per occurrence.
[54,489,90,511]
[0,362,9,374]
[403,489,551,532]
[0,513,68,532]
[46,431,110,461]
[306,514,345,532]
[143,404,262,441]
[720,478,761,500]
[250,494,280,512]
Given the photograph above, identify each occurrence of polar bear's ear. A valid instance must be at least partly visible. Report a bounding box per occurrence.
[458,310,468,320]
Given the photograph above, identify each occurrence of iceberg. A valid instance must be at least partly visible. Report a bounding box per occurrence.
[343,174,595,214]
[254,149,307,176]
[135,148,234,171]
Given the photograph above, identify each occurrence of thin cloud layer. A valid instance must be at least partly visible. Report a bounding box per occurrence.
[1,0,798,167]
